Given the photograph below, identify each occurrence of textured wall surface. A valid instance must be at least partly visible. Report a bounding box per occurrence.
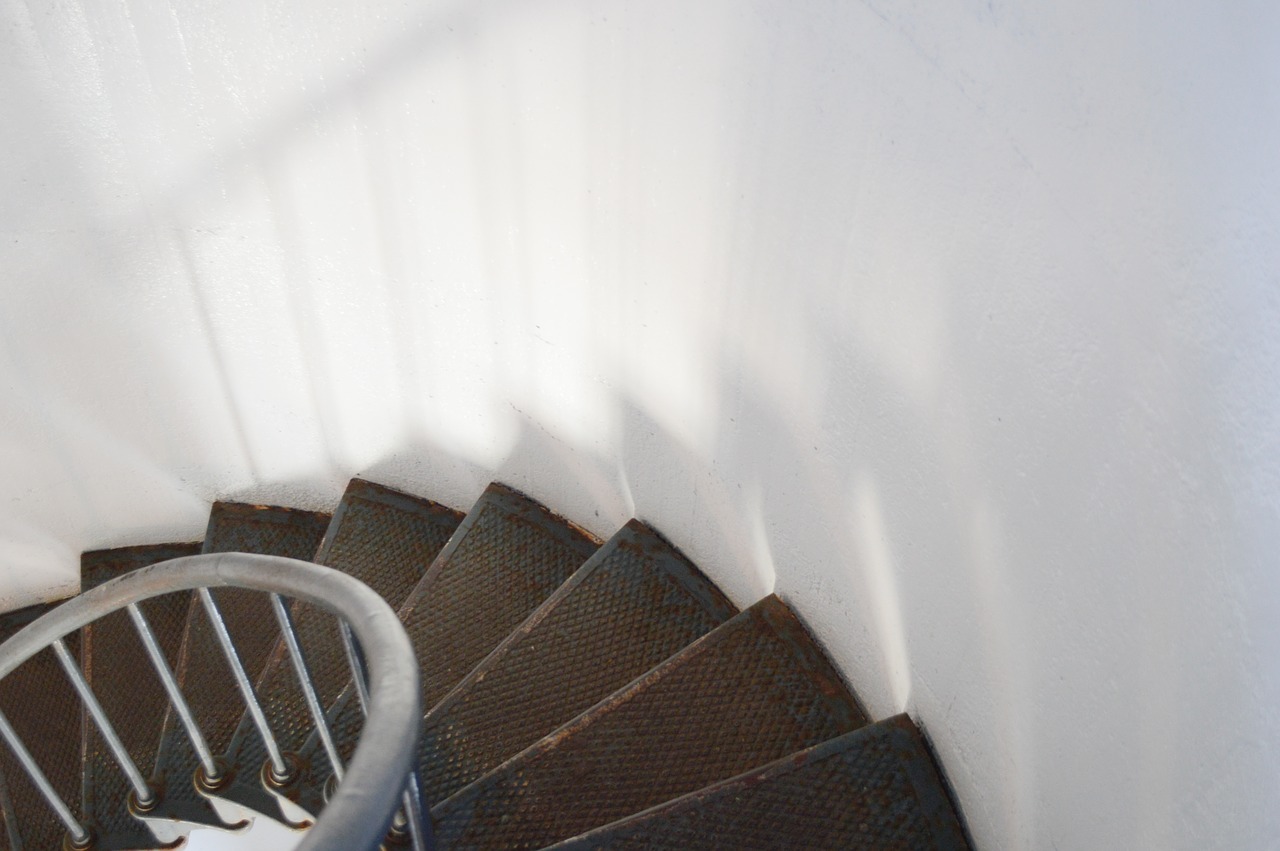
[2,1,1278,848]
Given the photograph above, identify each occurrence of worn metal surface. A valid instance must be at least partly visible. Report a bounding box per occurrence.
[149,504,328,829]
[0,598,56,851]
[0,597,56,850]
[0,640,82,848]
[432,594,867,850]
[219,480,462,819]
[80,544,201,849]
[0,594,81,849]
[0,552,422,851]
[0,705,88,844]
[0,486,974,850]
[418,519,738,805]
[400,483,600,711]
[289,482,599,818]
[545,715,971,850]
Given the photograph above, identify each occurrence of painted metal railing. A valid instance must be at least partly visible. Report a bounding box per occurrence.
[0,553,429,851]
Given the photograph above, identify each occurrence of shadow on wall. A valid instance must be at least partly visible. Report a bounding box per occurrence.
[0,0,525,580]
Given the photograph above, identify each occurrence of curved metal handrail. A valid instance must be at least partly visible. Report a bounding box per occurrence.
[0,553,422,851]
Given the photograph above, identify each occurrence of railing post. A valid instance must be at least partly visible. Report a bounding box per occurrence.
[271,594,344,780]
[52,638,155,810]
[340,620,372,714]
[341,619,433,851]
[126,603,221,782]
[197,588,291,782]
[400,768,435,851]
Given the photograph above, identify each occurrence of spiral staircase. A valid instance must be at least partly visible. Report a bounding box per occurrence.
[0,477,971,849]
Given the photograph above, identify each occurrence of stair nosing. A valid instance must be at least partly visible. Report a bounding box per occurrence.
[541,714,970,851]
[314,478,465,568]
[421,518,735,727]
[396,480,601,626]
[430,592,856,820]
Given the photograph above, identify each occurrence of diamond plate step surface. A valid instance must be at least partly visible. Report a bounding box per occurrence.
[546,715,971,851]
[0,481,969,849]
[401,483,601,710]
[0,607,81,850]
[287,482,600,817]
[216,480,463,821]
[432,594,868,850]
[418,519,739,806]
[148,504,329,829]
[80,543,201,850]
[0,603,63,850]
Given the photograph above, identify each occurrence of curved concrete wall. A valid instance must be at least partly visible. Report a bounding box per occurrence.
[2,1,1277,847]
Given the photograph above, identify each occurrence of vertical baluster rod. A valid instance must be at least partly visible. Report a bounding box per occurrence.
[197,588,289,779]
[270,594,343,780]
[126,603,219,780]
[341,619,430,848]
[340,619,372,715]
[401,769,434,851]
[0,707,90,846]
[52,638,154,807]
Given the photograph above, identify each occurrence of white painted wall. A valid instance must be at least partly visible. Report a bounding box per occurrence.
[2,0,1277,847]
[184,818,300,851]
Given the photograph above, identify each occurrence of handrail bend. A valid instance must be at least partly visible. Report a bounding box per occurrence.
[0,553,422,851]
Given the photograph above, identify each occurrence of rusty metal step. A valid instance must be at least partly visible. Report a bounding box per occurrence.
[286,482,600,817]
[418,519,738,806]
[215,480,463,822]
[148,504,328,829]
[0,606,55,851]
[0,604,82,849]
[400,483,601,710]
[544,715,971,850]
[79,543,201,850]
[431,594,868,850]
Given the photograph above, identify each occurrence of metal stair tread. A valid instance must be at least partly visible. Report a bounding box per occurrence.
[80,543,202,850]
[0,555,143,850]
[544,714,970,851]
[0,477,972,851]
[0,598,74,848]
[0,628,82,849]
[398,482,602,711]
[287,481,602,819]
[417,518,739,806]
[147,503,329,830]
[216,480,463,823]
[430,594,869,850]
